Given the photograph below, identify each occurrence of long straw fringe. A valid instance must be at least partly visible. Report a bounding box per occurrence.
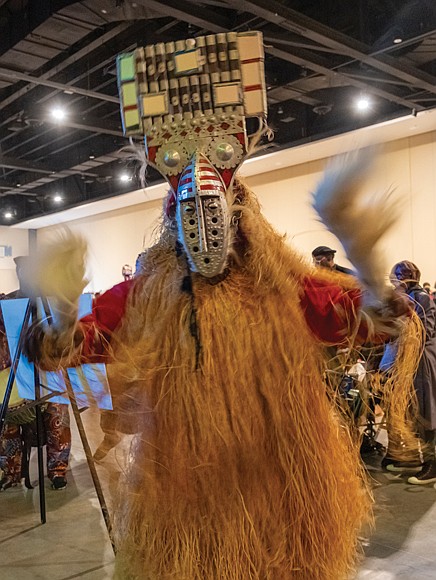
[37,180,420,579]
[103,180,374,579]
[373,312,423,460]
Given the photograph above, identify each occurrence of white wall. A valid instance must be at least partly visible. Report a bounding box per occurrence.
[0,227,29,293]
[37,199,163,293]
[32,128,436,291]
[243,132,436,284]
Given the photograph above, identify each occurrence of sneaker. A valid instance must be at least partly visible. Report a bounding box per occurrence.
[384,460,422,472]
[0,476,19,491]
[51,476,67,490]
[408,462,436,485]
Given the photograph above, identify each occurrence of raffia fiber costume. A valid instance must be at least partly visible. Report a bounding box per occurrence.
[47,181,372,580]
[29,177,421,579]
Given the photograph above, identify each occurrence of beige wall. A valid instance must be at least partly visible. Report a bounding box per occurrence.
[37,199,163,293]
[36,129,436,290]
[0,227,29,294]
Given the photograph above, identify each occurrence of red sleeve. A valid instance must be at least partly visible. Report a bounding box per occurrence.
[301,275,363,344]
[79,279,134,361]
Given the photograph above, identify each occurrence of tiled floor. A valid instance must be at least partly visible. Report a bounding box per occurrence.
[356,455,436,579]
[0,408,116,580]
[1,410,436,579]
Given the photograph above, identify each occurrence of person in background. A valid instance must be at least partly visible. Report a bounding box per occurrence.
[0,256,71,490]
[122,264,133,282]
[386,261,436,484]
[312,245,354,275]
[423,282,432,297]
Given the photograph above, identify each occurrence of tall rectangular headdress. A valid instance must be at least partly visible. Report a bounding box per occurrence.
[116,32,266,190]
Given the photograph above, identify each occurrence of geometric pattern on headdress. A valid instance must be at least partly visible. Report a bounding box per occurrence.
[116,32,266,192]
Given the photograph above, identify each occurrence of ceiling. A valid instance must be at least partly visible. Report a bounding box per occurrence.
[0,0,435,225]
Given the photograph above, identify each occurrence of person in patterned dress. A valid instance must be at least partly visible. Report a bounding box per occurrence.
[0,257,71,491]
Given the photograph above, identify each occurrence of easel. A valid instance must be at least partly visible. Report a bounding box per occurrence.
[0,300,47,522]
[0,297,115,552]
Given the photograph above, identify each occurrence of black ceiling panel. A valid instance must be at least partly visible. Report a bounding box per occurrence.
[0,0,434,224]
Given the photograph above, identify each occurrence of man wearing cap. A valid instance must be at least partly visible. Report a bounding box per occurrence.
[312,245,354,275]
[0,256,71,490]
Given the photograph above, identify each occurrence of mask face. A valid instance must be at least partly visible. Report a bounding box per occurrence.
[176,154,230,278]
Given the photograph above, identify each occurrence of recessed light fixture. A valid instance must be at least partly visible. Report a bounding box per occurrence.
[51,107,66,121]
[89,153,96,159]
[4,211,13,219]
[393,38,403,44]
[356,97,371,112]
[120,173,130,182]
[53,194,63,202]
[16,183,21,187]
[101,9,108,14]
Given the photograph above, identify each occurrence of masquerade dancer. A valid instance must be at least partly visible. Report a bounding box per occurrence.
[25,33,413,579]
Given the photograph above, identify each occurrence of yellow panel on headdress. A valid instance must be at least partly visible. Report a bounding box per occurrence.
[174,50,201,75]
[122,83,138,107]
[124,109,140,130]
[213,82,242,107]
[142,93,169,117]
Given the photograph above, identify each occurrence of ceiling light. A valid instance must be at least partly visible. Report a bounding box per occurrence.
[89,153,96,159]
[313,104,333,116]
[393,38,403,44]
[53,194,63,202]
[356,97,371,112]
[4,211,13,219]
[16,183,21,187]
[101,9,108,14]
[51,107,66,121]
[8,115,29,132]
[281,116,296,123]
[120,173,131,182]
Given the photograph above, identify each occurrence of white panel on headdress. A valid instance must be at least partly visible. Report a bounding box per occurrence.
[236,32,263,60]
[243,90,266,117]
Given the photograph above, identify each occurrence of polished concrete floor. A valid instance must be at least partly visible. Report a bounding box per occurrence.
[1,410,436,580]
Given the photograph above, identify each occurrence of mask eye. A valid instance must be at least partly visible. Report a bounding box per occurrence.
[208,201,218,211]
[184,204,195,214]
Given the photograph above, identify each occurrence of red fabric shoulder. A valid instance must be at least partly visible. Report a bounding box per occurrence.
[83,279,134,334]
[79,279,135,360]
[301,275,362,344]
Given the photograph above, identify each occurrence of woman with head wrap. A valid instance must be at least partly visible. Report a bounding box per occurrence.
[386,260,436,484]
